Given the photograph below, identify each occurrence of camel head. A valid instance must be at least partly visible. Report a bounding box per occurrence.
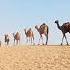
[35,25,38,29]
[35,25,40,32]
[42,23,46,25]
[5,34,8,37]
[55,20,59,24]
[12,33,15,37]
[55,20,61,30]
[24,29,26,32]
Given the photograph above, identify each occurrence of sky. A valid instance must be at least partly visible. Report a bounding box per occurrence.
[0,0,70,45]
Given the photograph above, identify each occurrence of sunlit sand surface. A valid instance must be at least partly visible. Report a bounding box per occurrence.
[0,45,70,70]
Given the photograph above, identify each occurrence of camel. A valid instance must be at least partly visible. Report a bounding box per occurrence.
[4,34,9,45]
[24,28,34,44]
[0,41,1,46]
[55,20,70,45]
[13,32,20,45]
[35,23,49,45]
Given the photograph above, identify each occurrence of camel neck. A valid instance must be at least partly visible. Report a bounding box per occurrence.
[56,23,61,30]
[24,30,27,35]
[36,28,39,32]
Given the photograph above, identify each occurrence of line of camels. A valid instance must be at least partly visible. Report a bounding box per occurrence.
[1,20,70,46]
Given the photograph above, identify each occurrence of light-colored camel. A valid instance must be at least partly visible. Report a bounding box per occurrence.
[4,34,9,45]
[24,28,34,44]
[35,23,49,45]
[55,20,70,45]
[13,32,20,45]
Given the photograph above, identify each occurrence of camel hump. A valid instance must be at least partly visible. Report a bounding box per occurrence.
[66,22,70,24]
[40,23,47,30]
[64,22,70,25]
[62,22,70,31]
[16,32,19,34]
[27,28,32,34]
[42,23,46,25]
[15,32,20,38]
[40,23,45,27]
[63,22,70,27]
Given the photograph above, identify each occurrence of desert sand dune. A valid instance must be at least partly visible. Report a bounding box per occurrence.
[0,45,70,70]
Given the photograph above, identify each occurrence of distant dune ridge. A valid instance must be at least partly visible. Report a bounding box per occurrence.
[0,45,70,70]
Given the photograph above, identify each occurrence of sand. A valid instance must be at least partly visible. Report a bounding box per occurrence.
[0,45,70,70]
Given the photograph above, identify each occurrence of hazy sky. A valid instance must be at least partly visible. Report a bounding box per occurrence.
[0,0,70,45]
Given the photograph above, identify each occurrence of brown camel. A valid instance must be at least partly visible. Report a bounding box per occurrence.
[55,20,70,45]
[35,23,49,45]
[13,32,20,45]
[24,28,34,44]
[4,34,9,45]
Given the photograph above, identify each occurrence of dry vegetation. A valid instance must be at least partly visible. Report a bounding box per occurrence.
[0,45,70,70]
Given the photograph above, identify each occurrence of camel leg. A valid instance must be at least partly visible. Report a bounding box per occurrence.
[41,37,44,45]
[64,35,69,45]
[26,37,28,44]
[19,40,20,45]
[61,34,65,45]
[38,35,42,45]
[26,38,28,43]
[18,40,20,45]
[16,40,18,45]
[40,35,44,45]
[33,37,35,45]
[29,37,31,44]
[38,38,40,45]
[38,37,41,45]
[31,38,32,44]
[0,41,1,47]
[31,37,34,45]
[17,40,18,45]
[46,34,48,45]
[7,41,8,45]
[8,41,9,45]
[7,39,9,45]
[14,39,15,45]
